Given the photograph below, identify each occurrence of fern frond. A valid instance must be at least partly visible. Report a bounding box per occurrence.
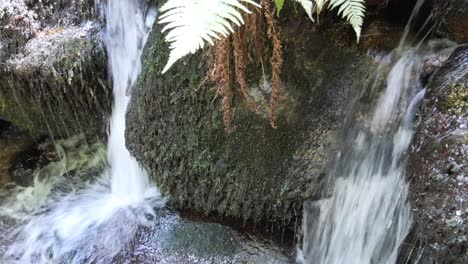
[328,0,366,41]
[274,0,285,15]
[314,0,328,14]
[295,0,315,22]
[159,0,261,74]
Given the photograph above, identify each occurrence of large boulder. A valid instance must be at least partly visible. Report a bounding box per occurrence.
[126,2,381,223]
[406,47,467,263]
[0,0,110,138]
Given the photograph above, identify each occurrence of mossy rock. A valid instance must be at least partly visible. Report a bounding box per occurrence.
[126,2,373,224]
[445,83,468,116]
[0,25,111,138]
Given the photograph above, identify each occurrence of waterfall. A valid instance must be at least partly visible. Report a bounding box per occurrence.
[299,4,456,262]
[105,0,154,201]
[300,49,420,264]
[1,1,164,263]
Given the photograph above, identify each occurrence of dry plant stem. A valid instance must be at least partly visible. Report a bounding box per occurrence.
[207,2,283,131]
[210,38,233,131]
[261,0,283,128]
[233,26,257,112]
[251,9,266,70]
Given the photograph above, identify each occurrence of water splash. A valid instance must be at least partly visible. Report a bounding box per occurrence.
[0,134,106,219]
[1,1,163,263]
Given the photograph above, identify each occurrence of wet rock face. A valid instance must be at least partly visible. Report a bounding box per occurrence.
[0,119,35,186]
[0,0,41,60]
[114,208,293,263]
[126,2,372,223]
[0,0,110,138]
[407,47,468,263]
[433,0,468,43]
[0,0,97,59]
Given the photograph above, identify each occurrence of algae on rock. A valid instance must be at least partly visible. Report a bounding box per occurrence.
[126,3,373,224]
[0,0,111,138]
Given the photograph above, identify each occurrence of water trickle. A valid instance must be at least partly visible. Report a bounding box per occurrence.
[0,1,163,263]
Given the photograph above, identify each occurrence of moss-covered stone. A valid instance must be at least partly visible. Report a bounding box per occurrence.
[126,3,373,224]
[0,0,110,138]
[0,136,34,185]
[0,24,111,138]
[317,8,404,54]
[445,83,468,116]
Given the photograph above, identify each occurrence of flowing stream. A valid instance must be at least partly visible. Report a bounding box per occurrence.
[300,48,419,264]
[105,0,156,201]
[0,0,460,263]
[1,1,164,263]
[299,8,456,264]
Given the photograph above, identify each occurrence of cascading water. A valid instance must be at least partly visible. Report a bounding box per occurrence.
[0,0,164,263]
[299,6,456,263]
[300,49,419,264]
[105,0,154,201]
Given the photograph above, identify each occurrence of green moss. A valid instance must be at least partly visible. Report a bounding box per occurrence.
[320,15,403,54]
[130,28,296,222]
[0,34,110,138]
[445,83,468,116]
[0,79,43,133]
[126,1,373,224]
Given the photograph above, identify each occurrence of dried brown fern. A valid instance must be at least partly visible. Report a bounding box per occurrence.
[250,9,266,69]
[210,38,233,131]
[261,0,283,129]
[207,1,283,131]
[233,26,257,112]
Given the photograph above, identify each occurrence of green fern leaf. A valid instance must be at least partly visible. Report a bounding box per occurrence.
[328,0,366,41]
[275,0,285,15]
[159,0,261,74]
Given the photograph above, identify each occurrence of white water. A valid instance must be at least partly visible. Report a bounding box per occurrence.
[299,42,456,264]
[297,1,460,262]
[1,1,163,263]
[300,51,417,264]
[106,0,156,201]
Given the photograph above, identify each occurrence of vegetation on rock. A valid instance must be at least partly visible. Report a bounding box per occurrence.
[158,0,366,129]
[126,1,372,223]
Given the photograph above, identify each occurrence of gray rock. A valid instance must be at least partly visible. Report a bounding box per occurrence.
[114,208,294,264]
[404,46,468,264]
[0,0,41,59]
